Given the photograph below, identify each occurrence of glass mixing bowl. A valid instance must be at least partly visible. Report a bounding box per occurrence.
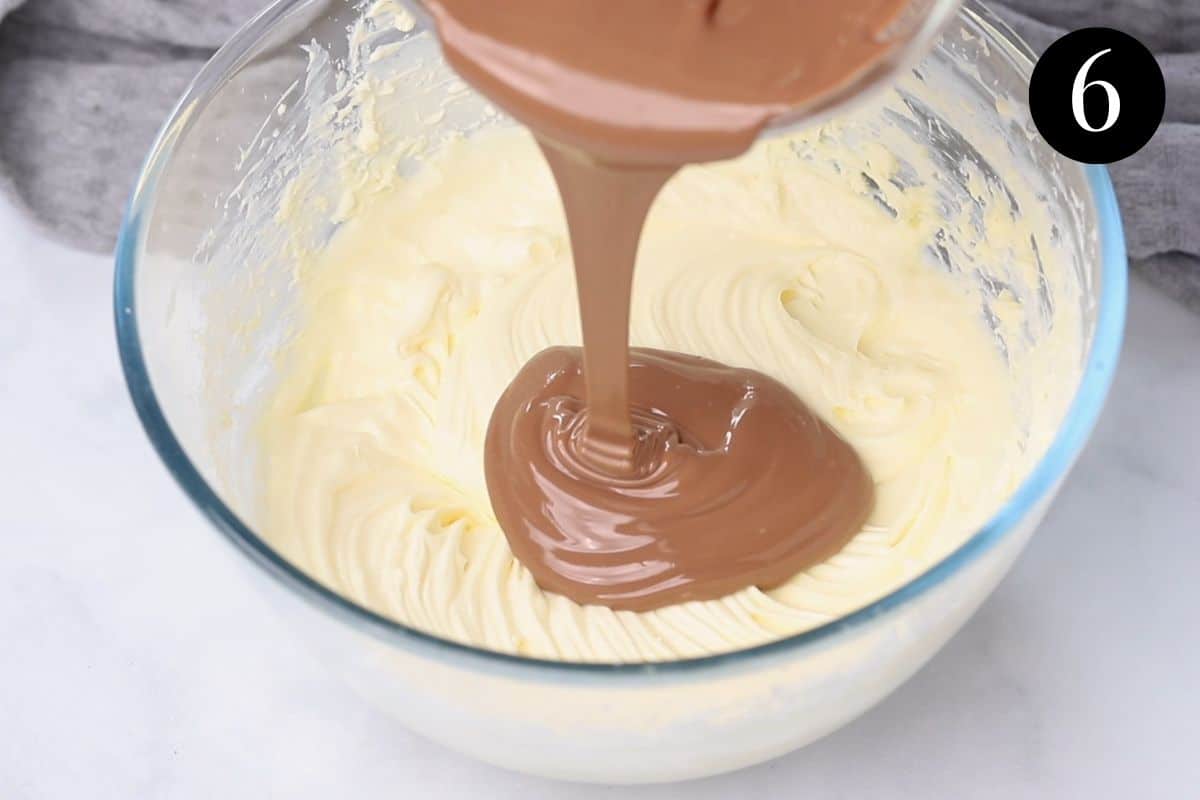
[114,0,1126,784]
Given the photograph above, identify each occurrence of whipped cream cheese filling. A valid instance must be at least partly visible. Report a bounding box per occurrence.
[259,127,1058,662]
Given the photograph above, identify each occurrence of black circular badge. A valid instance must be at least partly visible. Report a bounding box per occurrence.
[1028,28,1164,164]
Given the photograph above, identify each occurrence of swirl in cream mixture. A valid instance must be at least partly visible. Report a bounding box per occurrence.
[261,127,1039,662]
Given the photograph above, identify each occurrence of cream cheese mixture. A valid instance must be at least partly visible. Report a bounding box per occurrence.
[260,126,1050,662]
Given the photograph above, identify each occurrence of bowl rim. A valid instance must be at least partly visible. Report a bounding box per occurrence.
[113,0,1128,680]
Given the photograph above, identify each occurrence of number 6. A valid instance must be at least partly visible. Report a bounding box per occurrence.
[1072,48,1120,132]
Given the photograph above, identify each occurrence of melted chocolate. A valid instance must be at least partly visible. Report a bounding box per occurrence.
[427,0,915,163]
[425,0,894,611]
[485,347,874,610]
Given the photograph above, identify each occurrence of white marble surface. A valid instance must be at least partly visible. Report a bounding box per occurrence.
[1,192,1198,799]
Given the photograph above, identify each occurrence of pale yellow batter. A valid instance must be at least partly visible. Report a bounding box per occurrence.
[257,124,1066,662]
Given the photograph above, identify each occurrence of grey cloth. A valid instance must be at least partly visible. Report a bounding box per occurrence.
[1,0,1197,310]
[0,0,241,245]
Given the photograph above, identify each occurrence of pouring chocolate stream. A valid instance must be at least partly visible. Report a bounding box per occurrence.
[423,0,910,611]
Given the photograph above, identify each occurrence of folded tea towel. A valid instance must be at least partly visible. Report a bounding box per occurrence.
[1,0,1197,309]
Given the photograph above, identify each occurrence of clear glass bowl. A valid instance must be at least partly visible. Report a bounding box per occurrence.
[114,0,1126,784]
